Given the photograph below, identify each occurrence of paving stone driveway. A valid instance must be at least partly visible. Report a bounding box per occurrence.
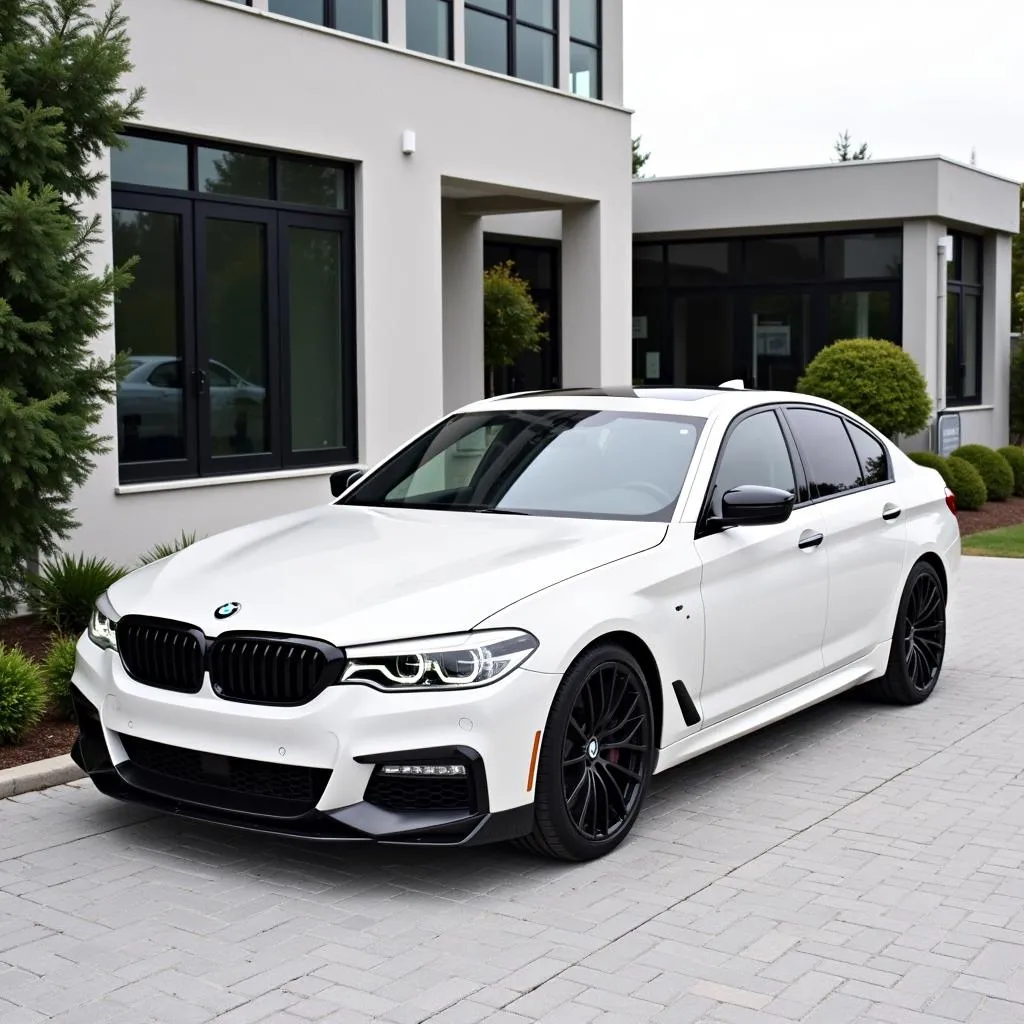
[2,556,1023,1024]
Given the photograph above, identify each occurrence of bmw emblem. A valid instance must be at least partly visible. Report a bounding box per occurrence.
[214,602,241,620]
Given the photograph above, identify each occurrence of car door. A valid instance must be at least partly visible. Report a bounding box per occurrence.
[783,406,907,671]
[694,407,828,727]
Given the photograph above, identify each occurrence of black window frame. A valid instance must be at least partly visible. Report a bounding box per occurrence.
[464,0,559,86]
[569,0,602,99]
[405,0,455,59]
[256,0,388,41]
[111,129,357,486]
[945,231,984,407]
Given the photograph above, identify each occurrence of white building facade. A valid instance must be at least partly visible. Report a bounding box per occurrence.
[74,0,632,566]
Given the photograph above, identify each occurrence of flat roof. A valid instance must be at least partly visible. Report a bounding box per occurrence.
[633,156,1021,236]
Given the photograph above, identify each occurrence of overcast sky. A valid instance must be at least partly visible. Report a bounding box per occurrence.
[623,0,1022,182]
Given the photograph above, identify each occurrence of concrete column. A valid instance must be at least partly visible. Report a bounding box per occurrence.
[561,198,632,387]
[600,0,623,105]
[557,0,571,91]
[441,202,484,412]
[983,232,1012,446]
[900,218,946,449]
[386,0,406,47]
[452,0,466,62]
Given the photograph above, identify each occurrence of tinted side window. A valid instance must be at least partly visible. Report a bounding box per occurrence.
[711,411,795,517]
[787,408,862,498]
[847,422,890,486]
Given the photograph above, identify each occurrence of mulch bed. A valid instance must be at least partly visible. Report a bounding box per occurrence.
[956,495,1024,537]
[0,615,78,771]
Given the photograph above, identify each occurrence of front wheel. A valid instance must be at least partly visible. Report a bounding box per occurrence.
[865,561,947,705]
[518,644,655,861]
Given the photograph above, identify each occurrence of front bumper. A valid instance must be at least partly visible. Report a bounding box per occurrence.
[71,635,556,846]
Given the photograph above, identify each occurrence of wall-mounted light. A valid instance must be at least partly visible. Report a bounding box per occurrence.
[401,130,416,156]
[938,235,953,261]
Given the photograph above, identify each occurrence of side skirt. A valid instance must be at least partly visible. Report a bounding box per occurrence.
[654,641,891,776]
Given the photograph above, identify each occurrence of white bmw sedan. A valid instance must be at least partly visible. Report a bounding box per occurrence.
[71,386,960,861]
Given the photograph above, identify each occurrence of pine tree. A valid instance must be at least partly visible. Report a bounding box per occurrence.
[0,0,143,619]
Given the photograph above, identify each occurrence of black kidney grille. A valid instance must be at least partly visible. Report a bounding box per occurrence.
[208,638,337,706]
[364,771,474,813]
[117,617,204,694]
[120,734,331,809]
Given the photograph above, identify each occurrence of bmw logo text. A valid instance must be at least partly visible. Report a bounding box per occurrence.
[214,602,241,620]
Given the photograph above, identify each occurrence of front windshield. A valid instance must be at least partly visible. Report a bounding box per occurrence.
[342,408,705,521]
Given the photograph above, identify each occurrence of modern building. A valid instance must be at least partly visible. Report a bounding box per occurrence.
[73,0,631,566]
[631,158,1021,452]
[67,1,1020,566]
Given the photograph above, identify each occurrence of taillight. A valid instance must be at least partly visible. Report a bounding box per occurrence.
[944,487,957,516]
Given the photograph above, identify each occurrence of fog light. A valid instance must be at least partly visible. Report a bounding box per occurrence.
[381,764,466,777]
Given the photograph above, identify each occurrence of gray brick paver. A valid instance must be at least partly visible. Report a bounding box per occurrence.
[3,558,1024,1022]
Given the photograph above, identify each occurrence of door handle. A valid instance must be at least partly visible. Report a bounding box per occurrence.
[798,530,824,550]
[882,503,902,521]
[194,369,208,396]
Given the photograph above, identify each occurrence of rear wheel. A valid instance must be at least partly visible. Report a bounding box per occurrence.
[864,561,946,705]
[518,644,655,861]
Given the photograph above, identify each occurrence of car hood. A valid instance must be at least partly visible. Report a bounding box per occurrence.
[108,504,668,645]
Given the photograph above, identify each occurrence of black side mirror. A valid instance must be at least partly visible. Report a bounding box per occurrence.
[330,467,365,497]
[718,485,795,527]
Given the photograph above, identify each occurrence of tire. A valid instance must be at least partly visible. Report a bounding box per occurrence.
[517,643,655,861]
[864,561,947,705]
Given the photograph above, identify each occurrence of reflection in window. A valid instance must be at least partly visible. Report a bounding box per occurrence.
[569,0,600,97]
[111,136,188,190]
[712,412,795,517]
[787,409,863,498]
[465,6,508,73]
[847,422,889,486]
[112,210,187,465]
[268,0,324,24]
[745,236,819,281]
[334,0,384,39]
[824,232,901,279]
[827,290,892,344]
[198,147,271,199]
[465,0,557,86]
[279,158,347,208]
[406,0,452,57]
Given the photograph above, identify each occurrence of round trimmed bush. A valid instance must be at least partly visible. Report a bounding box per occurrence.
[946,456,987,511]
[950,445,1014,502]
[908,451,954,488]
[797,338,931,439]
[997,445,1024,497]
[0,645,47,745]
[42,637,78,722]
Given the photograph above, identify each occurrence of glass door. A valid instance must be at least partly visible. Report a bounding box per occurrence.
[742,291,812,391]
[195,204,279,474]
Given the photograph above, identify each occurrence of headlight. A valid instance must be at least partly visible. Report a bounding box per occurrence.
[341,630,537,691]
[87,592,119,651]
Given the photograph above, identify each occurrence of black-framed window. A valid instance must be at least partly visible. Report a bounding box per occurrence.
[569,0,600,98]
[631,230,904,389]
[946,231,983,406]
[406,0,453,57]
[111,131,357,485]
[465,0,557,86]
[265,0,386,40]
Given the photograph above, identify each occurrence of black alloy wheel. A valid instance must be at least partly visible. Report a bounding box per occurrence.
[519,644,654,861]
[865,560,947,705]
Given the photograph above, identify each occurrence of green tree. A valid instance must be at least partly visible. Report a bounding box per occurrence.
[1009,340,1024,444]
[797,338,931,440]
[0,0,143,620]
[483,261,547,397]
[632,136,650,177]
[1011,184,1024,334]
[834,130,869,161]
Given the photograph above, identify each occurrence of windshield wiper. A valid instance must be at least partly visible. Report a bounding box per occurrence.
[461,505,530,516]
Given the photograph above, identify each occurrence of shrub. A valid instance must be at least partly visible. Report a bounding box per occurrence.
[138,530,199,566]
[908,451,954,488]
[946,456,988,511]
[25,553,127,636]
[483,261,547,396]
[997,445,1024,497]
[1010,342,1024,444]
[950,445,1015,502]
[796,338,931,439]
[42,637,78,722]
[0,645,47,744]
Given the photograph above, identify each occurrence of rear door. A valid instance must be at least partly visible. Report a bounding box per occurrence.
[782,406,907,671]
[694,407,828,726]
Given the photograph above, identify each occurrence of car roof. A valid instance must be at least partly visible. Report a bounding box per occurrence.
[461,385,851,421]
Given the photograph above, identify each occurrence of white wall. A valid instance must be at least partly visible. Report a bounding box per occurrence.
[68,0,631,567]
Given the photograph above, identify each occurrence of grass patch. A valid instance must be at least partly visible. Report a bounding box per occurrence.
[962,523,1024,558]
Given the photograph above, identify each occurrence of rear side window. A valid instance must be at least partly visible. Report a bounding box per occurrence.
[786,408,862,498]
[847,422,890,486]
